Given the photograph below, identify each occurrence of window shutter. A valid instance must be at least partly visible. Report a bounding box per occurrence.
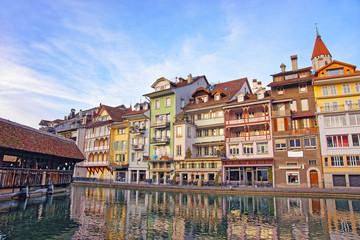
[284,117,289,130]
[215,163,217,168]
[273,118,278,132]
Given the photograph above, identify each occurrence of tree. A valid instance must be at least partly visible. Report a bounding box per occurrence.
[186,147,192,158]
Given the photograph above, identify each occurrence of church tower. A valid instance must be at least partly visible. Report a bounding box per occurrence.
[311,27,332,71]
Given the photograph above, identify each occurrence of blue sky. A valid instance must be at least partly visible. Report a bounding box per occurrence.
[1,0,359,128]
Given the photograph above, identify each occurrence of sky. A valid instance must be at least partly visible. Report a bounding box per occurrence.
[1,0,360,128]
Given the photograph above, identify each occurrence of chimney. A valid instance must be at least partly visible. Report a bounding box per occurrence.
[252,79,257,92]
[280,63,286,72]
[187,74,192,84]
[291,55,298,70]
[257,81,262,89]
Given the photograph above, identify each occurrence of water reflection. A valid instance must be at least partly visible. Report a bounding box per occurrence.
[0,187,359,239]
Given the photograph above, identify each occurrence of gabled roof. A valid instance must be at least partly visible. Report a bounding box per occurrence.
[311,34,331,59]
[96,105,130,122]
[314,60,357,75]
[191,87,210,97]
[0,118,85,161]
[183,77,249,110]
[151,77,177,89]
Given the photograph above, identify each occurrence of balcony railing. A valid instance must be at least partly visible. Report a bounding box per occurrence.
[84,145,110,152]
[291,127,318,135]
[83,161,109,167]
[130,127,146,134]
[150,121,170,128]
[227,115,270,125]
[272,109,291,117]
[109,162,129,169]
[148,155,173,162]
[132,144,144,151]
[151,137,170,144]
[317,103,360,113]
[229,130,270,142]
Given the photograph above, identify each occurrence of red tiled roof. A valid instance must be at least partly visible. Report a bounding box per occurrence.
[183,78,248,110]
[124,109,149,116]
[96,105,130,121]
[174,75,208,88]
[0,118,85,161]
[311,35,331,59]
[268,76,312,87]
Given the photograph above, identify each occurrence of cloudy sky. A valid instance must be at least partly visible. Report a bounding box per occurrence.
[1,0,359,128]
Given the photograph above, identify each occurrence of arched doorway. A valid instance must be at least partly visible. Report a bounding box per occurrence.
[310,170,319,188]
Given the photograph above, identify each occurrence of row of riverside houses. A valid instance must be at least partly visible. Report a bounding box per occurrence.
[39,30,360,189]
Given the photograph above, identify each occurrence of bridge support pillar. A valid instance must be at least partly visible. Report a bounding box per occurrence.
[19,186,29,199]
[47,185,54,195]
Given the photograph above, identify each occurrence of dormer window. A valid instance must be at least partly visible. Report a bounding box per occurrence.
[327,68,344,77]
[215,94,221,101]
[196,96,208,104]
[143,104,148,110]
[277,87,284,95]
[237,95,244,102]
[257,92,264,99]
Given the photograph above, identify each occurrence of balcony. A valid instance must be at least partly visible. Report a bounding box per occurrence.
[317,103,360,114]
[130,127,146,134]
[109,162,129,169]
[195,117,224,127]
[194,135,224,144]
[272,109,291,117]
[151,121,170,128]
[151,137,170,144]
[84,145,110,152]
[229,130,270,142]
[227,115,270,125]
[148,155,173,162]
[291,127,318,135]
[132,144,144,151]
[83,161,109,167]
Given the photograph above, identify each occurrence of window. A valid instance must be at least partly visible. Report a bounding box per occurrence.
[301,99,309,111]
[299,84,307,93]
[355,83,360,93]
[155,99,160,109]
[219,128,224,135]
[176,126,182,137]
[324,115,346,127]
[290,101,297,112]
[181,99,185,108]
[347,156,360,166]
[349,114,360,125]
[330,85,337,95]
[287,172,299,184]
[309,160,317,166]
[322,86,329,96]
[304,137,316,148]
[204,113,209,119]
[292,119,299,129]
[342,84,351,94]
[327,135,349,148]
[275,140,286,151]
[323,101,339,112]
[187,126,191,138]
[257,142,268,154]
[277,118,285,131]
[243,144,254,154]
[196,130,202,137]
[229,145,239,155]
[212,129,217,136]
[331,156,344,166]
[201,163,205,168]
[197,147,202,156]
[197,114,202,120]
[218,111,223,117]
[118,128,125,134]
[204,146,209,156]
[324,157,328,166]
[121,141,127,150]
[176,145,182,156]
[215,94,220,100]
[289,139,301,149]
[327,68,344,76]
[277,87,284,95]
[165,97,171,107]
[204,129,209,137]
[344,99,354,110]
[352,134,360,147]
[211,112,216,118]
[115,154,126,162]
[302,118,311,128]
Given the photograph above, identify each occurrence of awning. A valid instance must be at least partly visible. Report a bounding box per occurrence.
[291,113,314,118]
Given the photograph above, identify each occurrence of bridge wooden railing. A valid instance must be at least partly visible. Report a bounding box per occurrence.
[0,168,74,189]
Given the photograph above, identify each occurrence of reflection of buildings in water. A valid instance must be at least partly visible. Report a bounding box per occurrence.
[275,197,330,239]
[325,199,360,238]
[225,196,277,239]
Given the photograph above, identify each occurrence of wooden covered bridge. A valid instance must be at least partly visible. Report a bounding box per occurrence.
[0,118,85,197]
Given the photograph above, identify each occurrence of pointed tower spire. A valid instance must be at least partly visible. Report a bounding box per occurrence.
[311,25,332,71]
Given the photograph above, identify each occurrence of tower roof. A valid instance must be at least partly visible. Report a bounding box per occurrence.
[311,29,331,59]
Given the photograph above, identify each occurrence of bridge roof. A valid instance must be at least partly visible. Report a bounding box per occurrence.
[0,118,85,161]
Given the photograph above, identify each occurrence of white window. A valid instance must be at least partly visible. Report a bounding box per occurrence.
[344,99,354,110]
[243,144,253,154]
[219,128,224,135]
[176,145,182,156]
[165,97,171,107]
[289,139,301,149]
[292,119,299,129]
[327,68,344,76]
[277,87,284,95]
[275,139,286,151]
[323,101,339,112]
[229,145,239,155]
[204,113,209,119]
[211,112,216,118]
[330,85,337,95]
[290,101,297,112]
[355,83,360,93]
[299,84,307,93]
[304,137,316,149]
[176,126,182,137]
[347,156,360,166]
[181,99,185,108]
[155,99,160,109]
[287,172,299,184]
[331,156,344,166]
[326,135,349,148]
[218,111,223,117]
[352,134,360,147]
[277,118,285,131]
[322,86,329,96]
[302,118,311,128]
[187,126,191,138]
[342,84,351,94]
[215,94,220,100]
[301,99,309,111]
[349,114,360,125]
[257,142,268,154]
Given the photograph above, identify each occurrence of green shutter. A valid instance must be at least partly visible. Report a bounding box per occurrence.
[215,163,217,168]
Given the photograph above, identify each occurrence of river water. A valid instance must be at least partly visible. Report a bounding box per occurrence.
[0,185,359,239]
